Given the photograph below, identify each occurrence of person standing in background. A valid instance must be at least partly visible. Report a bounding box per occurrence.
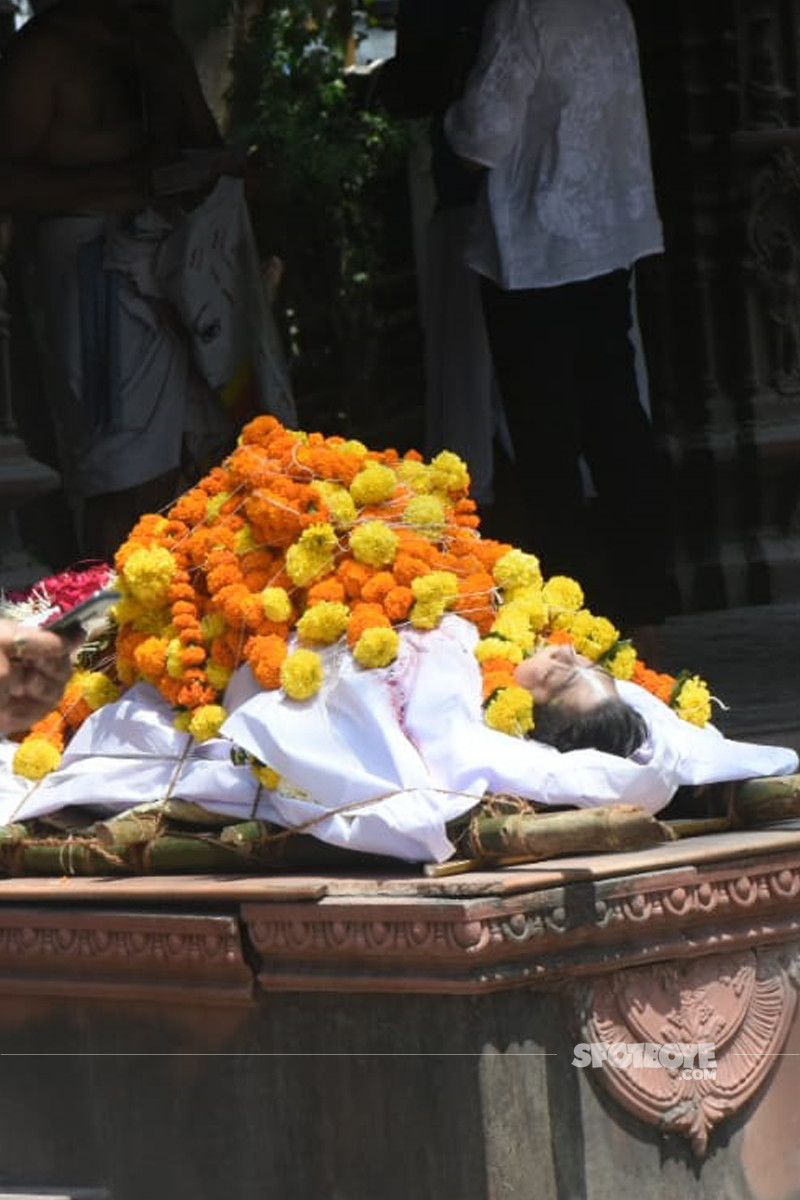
[445,0,671,635]
[377,0,512,511]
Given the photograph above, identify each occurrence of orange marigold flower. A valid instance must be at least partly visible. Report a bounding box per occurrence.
[168,581,196,605]
[307,578,347,605]
[201,466,229,497]
[482,667,516,701]
[207,562,243,594]
[210,637,237,670]
[471,539,512,571]
[177,677,217,709]
[240,415,282,446]
[396,533,437,562]
[29,711,67,749]
[170,488,209,525]
[393,554,431,587]
[337,559,374,599]
[134,637,169,678]
[159,677,184,707]
[346,603,390,648]
[181,645,207,668]
[253,619,290,641]
[547,629,576,646]
[633,662,675,704]
[383,586,414,622]
[245,634,288,690]
[361,571,397,604]
[61,695,92,731]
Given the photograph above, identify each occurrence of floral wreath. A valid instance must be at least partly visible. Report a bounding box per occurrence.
[12,416,712,783]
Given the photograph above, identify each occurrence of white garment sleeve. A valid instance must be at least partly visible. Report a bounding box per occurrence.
[445,0,541,168]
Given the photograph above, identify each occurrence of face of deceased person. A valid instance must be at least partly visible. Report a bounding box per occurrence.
[514,643,618,712]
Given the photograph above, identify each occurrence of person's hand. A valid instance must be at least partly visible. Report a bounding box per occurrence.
[0,619,81,736]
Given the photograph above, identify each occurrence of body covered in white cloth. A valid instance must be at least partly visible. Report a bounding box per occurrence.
[0,618,795,863]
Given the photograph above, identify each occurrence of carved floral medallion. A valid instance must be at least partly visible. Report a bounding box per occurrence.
[576,945,800,1155]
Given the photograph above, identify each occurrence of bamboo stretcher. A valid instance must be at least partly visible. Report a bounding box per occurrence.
[0,774,796,877]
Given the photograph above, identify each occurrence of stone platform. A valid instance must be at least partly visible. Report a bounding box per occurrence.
[0,829,798,1198]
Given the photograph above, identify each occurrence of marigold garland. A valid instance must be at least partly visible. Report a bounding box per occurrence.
[10,414,714,779]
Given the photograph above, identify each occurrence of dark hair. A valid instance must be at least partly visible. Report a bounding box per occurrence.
[528,697,648,759]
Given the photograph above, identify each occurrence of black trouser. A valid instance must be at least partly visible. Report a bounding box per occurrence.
[480,268,670,626]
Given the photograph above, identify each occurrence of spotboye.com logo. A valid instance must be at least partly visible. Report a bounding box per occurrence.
[572,1041,717,1081]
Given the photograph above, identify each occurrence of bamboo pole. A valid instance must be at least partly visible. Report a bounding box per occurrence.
[460,803,675,862]
[731,773,800,827]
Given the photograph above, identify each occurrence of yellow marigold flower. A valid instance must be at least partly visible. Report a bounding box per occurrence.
[504,586,548,631]
[350,463,397,507]
[484,686,534,738]
[396,460,431,493]
[286,524,338,586]
[173,711,192,733]
[253,764,281,790]
[206,662,233,691]
[587,616,620,658]
[205,491,231,522]
[201,613,227,641]
[491,609,536,653]
[474,637,524,666]
[349,521,399,568]
[286,545,324,588]
[130,607,171,635]
[409,599,445,630]
[493,549,542,593]
[111,596,144,626]
[342,439,368,457]
[543,575,584,618]
[317,482,357,529]
[353,626,400,668]
[411,570,459,606]
[13,739,62,781]
[79,672,120,711]
[297,601,350,645]
[122,545,177,610]
[281,649,324,701]
[166,638,185,680]
[299,522,338,556]
[404,494,446,535]
[429,450,470,495]
[605,643,637,681]
[188,704,228,742]
[261,587,293,623]
[568,612,619,661]
[674,676,712,727]
[235,524,258,555]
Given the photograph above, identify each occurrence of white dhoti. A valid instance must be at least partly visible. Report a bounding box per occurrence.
[25,177,295,500]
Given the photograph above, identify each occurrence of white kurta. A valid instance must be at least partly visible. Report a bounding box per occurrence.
[1,617,796,863]
[444,0,664,289]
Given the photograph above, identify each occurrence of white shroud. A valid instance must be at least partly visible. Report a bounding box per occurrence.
[0,617,796,862]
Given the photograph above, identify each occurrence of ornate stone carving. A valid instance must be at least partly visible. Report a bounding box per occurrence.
[242,850,800,993]
[575,944,800,1156]
[0,909,253,1004]
[744,147,800,396]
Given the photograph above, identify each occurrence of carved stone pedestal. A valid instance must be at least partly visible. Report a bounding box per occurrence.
[0,831,797,1197]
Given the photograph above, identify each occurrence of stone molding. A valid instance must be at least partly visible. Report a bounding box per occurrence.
[242,851,800,994]
[574,943,800,1156]
[0,908,253,1004]
[0,851,799,1000]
